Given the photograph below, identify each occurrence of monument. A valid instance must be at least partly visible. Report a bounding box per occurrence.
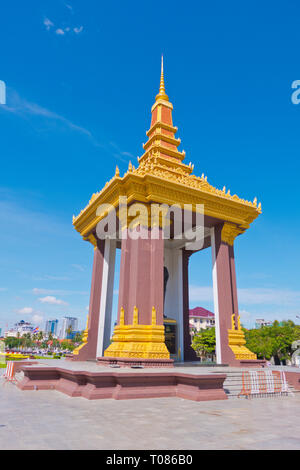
[72,58,261,367]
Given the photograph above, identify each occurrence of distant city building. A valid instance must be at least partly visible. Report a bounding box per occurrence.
[255,319,273,329]
[45,319,59,336]
[189,307,215,334]
[60,317,78,339]
[4,320,35,337]
[67,330,81,340]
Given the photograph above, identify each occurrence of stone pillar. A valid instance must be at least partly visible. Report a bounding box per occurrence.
[229,243,239,330]
[117,226,164,325]
[96,239,116,358]
[103,225,171,364]
[182,249,198,362]
[73,239,105,361]
[211,224,238,365]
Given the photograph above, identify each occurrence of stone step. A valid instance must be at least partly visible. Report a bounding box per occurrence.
[212,370,299,399]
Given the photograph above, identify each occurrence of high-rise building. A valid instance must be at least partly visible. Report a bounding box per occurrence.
[45,319,59,336]
[60,317,78,339]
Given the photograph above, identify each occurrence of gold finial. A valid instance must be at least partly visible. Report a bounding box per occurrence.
[151,306,157,326]
[155,55,169,102]
[133,306,138,325]
[115,165,120,177]
[119,307,125,326]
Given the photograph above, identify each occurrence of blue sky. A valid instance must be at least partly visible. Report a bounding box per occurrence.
[0,0,300,333]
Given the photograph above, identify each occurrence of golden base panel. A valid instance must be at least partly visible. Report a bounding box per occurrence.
[228,315,257,361]
[104,307,170,360]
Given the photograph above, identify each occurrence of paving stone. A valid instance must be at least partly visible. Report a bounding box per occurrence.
[0,381,299,449]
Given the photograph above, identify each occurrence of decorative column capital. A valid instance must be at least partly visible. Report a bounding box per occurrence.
[84,233,98,248]
[221,222,243,246]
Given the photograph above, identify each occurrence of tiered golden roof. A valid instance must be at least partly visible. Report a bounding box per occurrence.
[73,58,261,244]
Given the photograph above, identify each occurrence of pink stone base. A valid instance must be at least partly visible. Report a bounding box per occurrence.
[238,359,267,368]
[11,360,39,372]
[285,371,300,391]
[17,366,227,402]
[97,356,174,368]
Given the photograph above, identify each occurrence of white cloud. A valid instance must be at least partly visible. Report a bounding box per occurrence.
[2,88,93,139]
[31,314,44,325]
[17,307,34,314]
[32,288,88,296]
[71,264,85,272]
[38,296,67,305]
[0,287,8,292]
[189,286,213,302]
[55,28,65,35]
[43,18,54,30]
[33,275,71,281]
[189,285,300,307]
[238,288,300,306]
[73,26,83,34]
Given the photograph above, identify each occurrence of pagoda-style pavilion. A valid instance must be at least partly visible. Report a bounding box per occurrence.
[72,58,262,367]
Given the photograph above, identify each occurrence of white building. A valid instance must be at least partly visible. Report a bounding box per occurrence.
[60,317,78,339]
[4,320,35,337]
[255,319,273,328]
[189,307,215,334]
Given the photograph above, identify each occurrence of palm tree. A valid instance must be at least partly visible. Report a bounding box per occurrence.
[66,326,73,339]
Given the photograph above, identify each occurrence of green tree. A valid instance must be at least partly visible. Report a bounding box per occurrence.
[21,333,33,349]
[191,327,216,361]
[72,331,83,344]
[66,326,73,339]
[37,331,44,342]
[244,320,300,363]
[60,340,75,351]
[4,336,20,349]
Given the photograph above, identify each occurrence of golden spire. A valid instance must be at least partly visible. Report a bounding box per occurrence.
[155,55,169,102]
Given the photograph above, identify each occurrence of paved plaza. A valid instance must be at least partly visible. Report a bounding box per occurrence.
[0,379,299,450]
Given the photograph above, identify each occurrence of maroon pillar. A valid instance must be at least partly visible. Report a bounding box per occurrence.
[229,244,239,329]
[73,240,105,361]
[212,225,239,365]
[117,226,164,326]
[182,249,198,361]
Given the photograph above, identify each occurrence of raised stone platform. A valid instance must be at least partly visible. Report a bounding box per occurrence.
[97,356,174,368]
[17,359,227,402]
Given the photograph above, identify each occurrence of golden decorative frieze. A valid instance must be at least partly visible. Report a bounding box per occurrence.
[221,222,243,246]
